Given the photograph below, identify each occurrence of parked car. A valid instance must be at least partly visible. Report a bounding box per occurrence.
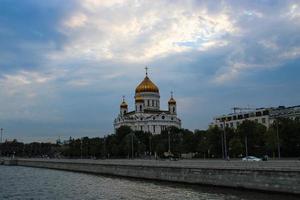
[242,156,262,161]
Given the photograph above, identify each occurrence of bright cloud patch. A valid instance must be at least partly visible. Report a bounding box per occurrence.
[55,0,236,62]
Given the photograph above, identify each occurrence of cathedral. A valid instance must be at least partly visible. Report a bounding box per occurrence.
[113,69,181,134]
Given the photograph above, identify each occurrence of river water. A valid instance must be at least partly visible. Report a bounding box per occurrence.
[0,166,297,200]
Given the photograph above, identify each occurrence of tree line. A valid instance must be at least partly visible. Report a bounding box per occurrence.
[1,117,299,159]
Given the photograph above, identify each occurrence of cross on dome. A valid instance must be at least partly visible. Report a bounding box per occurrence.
[145,66,148,76]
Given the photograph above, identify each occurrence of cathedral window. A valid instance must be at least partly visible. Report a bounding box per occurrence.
[147,100,150,106]
[173,107,175,113]
[153,125,155,133]
[124,110,126,114]
[153,117,155,120]
[140,105,142,111]
[171,117,173,120]
[152,100,154,106]
[162,116,165,119]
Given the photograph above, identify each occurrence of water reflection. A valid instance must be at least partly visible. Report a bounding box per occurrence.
[0,166,297,200]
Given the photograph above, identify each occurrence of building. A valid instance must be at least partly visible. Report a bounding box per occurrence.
[211,105,300,129]
[113,69,181,134]
[269,105,300,124]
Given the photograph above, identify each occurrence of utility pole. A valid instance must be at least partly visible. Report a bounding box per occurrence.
[276,119,281,159]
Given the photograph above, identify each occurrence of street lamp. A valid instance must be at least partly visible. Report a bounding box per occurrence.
[0,128,3,143]
[222,121,228,159]
[0,128,3,157]
[168,130,171,153]
[276,119,281,159]
[131,132,134,159]
[80,138,83,159]
[103,136,106,159]
[245,135,248,157]
[149,135,152,156]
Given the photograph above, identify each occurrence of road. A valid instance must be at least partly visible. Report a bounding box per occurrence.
[12,158,300,171]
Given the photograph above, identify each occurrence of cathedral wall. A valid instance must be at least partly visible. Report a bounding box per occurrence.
[137,92,160,110]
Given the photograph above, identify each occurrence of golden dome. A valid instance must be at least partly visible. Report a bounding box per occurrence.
[120,96,128,108]
[168,92,176,104]
[135,76,159,93]
[168,97,176,104]
[135,93,144,102]
[120,101,128,108]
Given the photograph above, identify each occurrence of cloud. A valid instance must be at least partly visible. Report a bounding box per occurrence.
[211,1,300,83]
[53,0,236,63]
[1,0,300,140]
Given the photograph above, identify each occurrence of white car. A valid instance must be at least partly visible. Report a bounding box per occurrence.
[242,156,262,161]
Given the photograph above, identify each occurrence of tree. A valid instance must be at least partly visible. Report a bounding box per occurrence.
[237,120,267,157]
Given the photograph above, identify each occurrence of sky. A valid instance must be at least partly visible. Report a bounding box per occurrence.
[0,0,300,142]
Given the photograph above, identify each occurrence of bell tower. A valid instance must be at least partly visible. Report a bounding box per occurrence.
[168,91,177,115]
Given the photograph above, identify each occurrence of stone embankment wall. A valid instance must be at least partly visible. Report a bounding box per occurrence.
[15,159,300,195]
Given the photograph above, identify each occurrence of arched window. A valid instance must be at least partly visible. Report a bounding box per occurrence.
[140,105,142,111]
[147,100,150,106]
[124,110,126,115]
[173,107,175,113]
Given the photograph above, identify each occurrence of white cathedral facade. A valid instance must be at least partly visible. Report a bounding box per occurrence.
[113,70,181,134]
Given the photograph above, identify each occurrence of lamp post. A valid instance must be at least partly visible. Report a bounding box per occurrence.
[245,135,248,157]
[0,128,3,157]
[276,119,281,159]
[103,136,106,159]
[221,129,224,159]
[223,121,228,159]
[131,132,134,159]
[168,130,171,153]
[0,128,3,143]
[149,135,152,156]
[80,138,83,159]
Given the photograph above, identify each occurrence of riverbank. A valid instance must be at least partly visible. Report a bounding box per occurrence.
[4,158,300,195]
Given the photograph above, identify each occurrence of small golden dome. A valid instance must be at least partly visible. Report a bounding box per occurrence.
[135,76,159,93]
[168,92,176,104]
[135,93,144,102]
[168,97,176,104]
[120,96,128,108]
[120,101,128,108]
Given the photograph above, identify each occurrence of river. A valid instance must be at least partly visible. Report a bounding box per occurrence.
[0,165,297,200]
